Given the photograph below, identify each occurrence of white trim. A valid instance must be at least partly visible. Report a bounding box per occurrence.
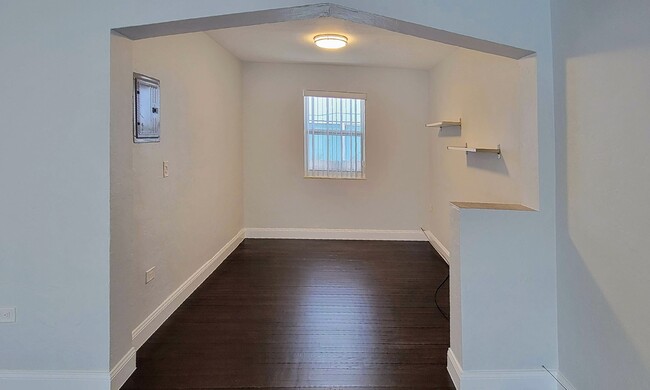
[423,229,450,264]
[110,347,136,390]
[131,229,245,349]
[115,4,534,59]
[447,348,462,389]
[556,372,578,390]
[245,228,427,241]
[0,370,109,390]
[304,89,367,100]
[447,348,559,390]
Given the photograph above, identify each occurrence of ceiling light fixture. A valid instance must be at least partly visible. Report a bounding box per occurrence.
[313,34,348,49]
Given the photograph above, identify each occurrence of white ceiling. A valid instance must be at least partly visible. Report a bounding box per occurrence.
[206,17,459,70]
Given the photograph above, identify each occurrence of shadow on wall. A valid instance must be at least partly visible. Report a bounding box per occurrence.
[559,239,650,389]
[437,127,462,138]
[466,152,509,176]
[553,0,650,384]
[555,68,650,387]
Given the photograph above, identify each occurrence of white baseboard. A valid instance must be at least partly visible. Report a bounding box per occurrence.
[0,370,109,390]
[447,349,560,390]
[110,347,136,390]
[245,228,427,241]
[447,348,462,388]
[0,225,238,390]
[423,229,450,264]
[132,228,245,349]
[556,372,577,390]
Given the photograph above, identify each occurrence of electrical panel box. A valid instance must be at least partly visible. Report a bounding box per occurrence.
[133,73,160,143]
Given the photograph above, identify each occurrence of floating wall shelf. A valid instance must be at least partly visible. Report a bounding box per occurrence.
[447,143,502,159]
[425,119,462,129]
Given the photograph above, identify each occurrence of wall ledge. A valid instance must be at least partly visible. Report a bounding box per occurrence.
[451,201,535,211]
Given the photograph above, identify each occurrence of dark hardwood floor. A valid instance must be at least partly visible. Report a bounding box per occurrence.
[122,239,453,389]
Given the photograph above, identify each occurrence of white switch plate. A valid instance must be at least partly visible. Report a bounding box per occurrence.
[0,308,16,323]
[162,161,169,178]
[146,267,156,284]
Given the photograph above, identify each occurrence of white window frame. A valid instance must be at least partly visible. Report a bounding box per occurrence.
[303,90,367,180]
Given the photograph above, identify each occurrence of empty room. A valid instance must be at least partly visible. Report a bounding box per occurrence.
[2,2,649,390]
[108,8,540,389]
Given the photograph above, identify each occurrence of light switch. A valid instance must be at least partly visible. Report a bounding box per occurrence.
[162,161,169,178]
[0,308,16,323]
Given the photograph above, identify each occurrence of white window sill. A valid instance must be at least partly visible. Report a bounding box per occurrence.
[304,175,366,180]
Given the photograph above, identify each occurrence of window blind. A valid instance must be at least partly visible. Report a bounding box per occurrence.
[304,90,366,179]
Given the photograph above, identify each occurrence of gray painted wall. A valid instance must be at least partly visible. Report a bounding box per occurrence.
[552,0,650,388]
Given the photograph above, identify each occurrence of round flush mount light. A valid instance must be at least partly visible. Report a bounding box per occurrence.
[313,34,348,49]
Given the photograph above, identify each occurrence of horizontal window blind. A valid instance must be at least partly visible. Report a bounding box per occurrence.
[304,90,366,179]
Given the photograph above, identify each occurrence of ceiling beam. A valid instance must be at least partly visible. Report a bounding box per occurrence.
[113,3,534,60]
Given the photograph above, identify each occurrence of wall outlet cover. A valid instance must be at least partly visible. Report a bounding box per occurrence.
[0,308,16,323]
[146,267,156,284]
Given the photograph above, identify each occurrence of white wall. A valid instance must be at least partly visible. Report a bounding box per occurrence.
[0,0,554,384]
[552,0,650,388]
[110,32,243,368]
[0,1,113,374]
[110,32,136,376]
[426,49,538,249]
[243,63,429,231]
[425,48,553,389]
[450,205,558,389]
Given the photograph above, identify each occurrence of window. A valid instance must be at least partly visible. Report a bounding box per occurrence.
[304,90,366,179]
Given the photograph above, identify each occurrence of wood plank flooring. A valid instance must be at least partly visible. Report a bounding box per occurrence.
[122,239,454,389]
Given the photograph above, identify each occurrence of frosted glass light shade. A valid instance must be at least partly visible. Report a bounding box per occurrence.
[313,34,348,49]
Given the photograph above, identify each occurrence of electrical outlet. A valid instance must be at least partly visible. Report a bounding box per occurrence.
[162,161,169,178]
[0,308,16,323]
[146,267,156,284]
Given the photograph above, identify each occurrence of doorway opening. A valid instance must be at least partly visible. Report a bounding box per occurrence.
[110,4,539,389]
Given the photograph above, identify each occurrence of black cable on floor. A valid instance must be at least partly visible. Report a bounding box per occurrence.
[434,275,449,321]
[542,365,569,390]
